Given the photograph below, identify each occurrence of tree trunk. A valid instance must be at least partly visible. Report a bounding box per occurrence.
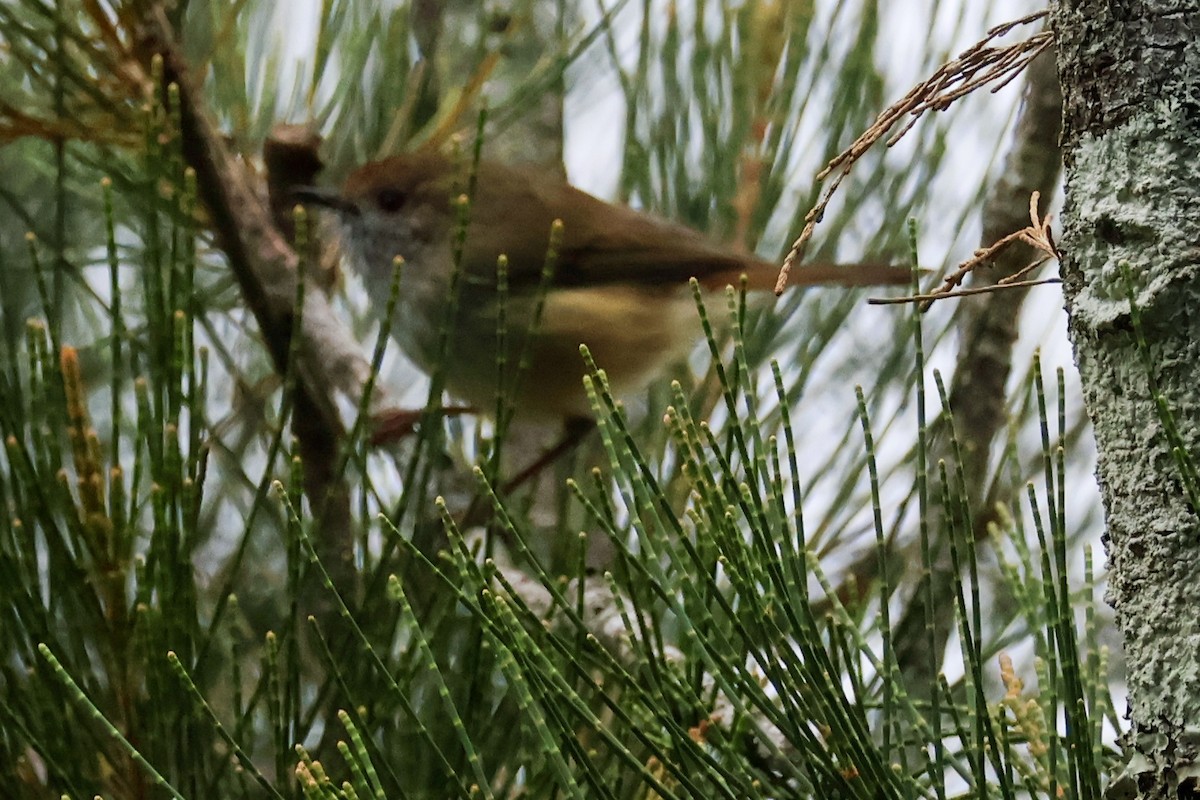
[1052,3,1200,796]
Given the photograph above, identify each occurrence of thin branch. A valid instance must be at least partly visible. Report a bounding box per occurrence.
[871,190,1062,309]
[867,276,1061,306]
[133,8,371,601]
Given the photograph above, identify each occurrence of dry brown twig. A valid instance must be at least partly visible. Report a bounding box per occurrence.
[869,190,1061,307]
[775,10,1054,294]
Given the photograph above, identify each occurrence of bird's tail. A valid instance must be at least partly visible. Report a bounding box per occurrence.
[703,260,914,293]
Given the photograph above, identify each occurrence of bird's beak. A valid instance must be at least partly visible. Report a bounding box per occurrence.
[292,186,361,217]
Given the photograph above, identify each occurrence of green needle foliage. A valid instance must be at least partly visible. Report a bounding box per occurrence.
[0,1,1116,798]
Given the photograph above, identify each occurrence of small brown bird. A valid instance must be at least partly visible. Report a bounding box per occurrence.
[298,152,909,427]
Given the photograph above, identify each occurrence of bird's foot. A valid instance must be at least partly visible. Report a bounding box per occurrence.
[369,404,475,445]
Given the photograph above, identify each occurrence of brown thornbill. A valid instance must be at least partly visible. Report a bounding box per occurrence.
[297,151,908,427]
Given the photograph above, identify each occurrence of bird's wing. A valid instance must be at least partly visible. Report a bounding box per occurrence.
[464,162,909,291]
[463,166,763,288]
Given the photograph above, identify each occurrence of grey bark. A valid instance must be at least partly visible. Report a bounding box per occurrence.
[1051,2,1200,797]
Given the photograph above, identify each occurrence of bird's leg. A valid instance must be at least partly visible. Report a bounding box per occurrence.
[369,404,475,445]
[454,416,596,531]
[500,416,596,495]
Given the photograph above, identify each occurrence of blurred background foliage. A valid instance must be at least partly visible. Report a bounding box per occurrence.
[0,0,1115,798]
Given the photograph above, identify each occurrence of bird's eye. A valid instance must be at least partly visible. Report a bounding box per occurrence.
[376,188,407,212]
